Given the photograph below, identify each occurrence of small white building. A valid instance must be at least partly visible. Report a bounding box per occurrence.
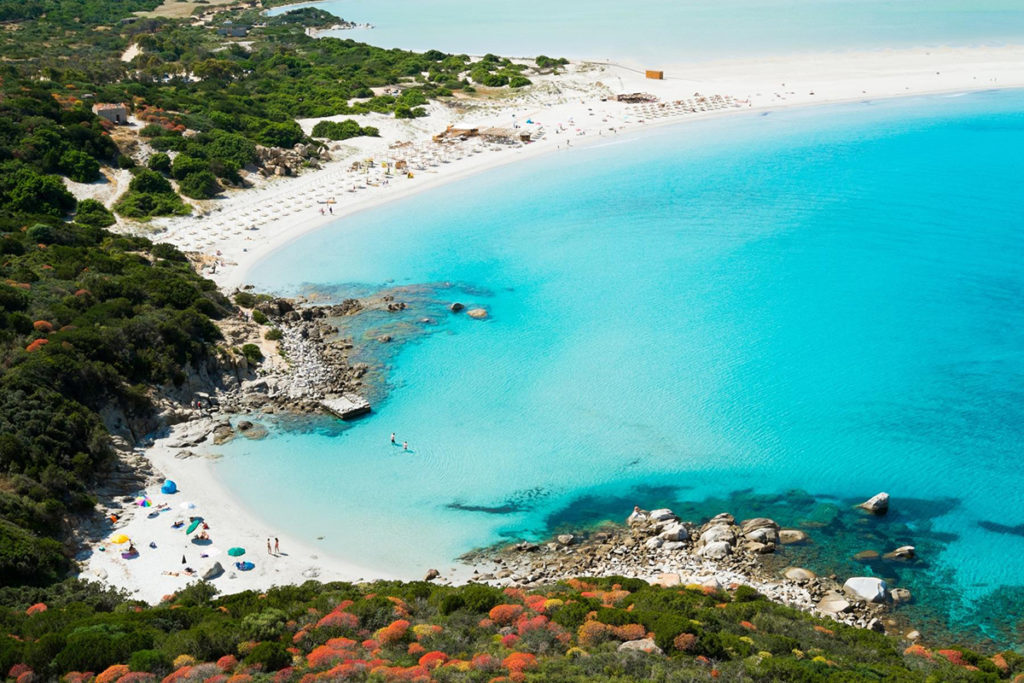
[92,103,128,125]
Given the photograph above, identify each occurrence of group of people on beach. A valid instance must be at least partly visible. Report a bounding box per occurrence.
[267,537,281,555]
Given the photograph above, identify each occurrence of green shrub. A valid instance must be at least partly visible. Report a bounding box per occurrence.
[75,199,116,227]
[128,168,173,195]
[311,119,379,140]
[509,75,532,88]
[178,170,220,199]
[60,149,101,182]
[245,640,291,670]
[264,328,283,341]
[171,154,208,180]
[234,291,257,308]
[148,153,172,174]
[240,343,263,365]
[128,648,172,674]
[251,309,268,325]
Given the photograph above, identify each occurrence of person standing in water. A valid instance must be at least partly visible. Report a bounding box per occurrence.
[402,441,409,452]
[390,432,396,444]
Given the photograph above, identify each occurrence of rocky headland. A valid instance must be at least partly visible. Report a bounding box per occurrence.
[459,503,922,639]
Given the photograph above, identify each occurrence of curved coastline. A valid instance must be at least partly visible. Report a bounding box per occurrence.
[206,45,1024,292]
[88,47,1024,642]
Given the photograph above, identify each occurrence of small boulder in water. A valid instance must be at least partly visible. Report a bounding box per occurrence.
[883,545,915,561]
[449,302,465,312]
[466,308,488,319]
[857,492,890,514]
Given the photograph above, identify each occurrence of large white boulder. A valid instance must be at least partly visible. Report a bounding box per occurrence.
[700,525,736,545]
[699,541,732,559]
[843,576,889,603]
[649,508,676,522]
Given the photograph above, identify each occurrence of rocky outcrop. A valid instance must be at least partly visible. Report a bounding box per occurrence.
[461,505,902,632]
[255,143,331,178]
[857,492,890,514]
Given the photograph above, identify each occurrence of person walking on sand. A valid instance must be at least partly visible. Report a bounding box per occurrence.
[267,538,272,555]
[274,537,280,554]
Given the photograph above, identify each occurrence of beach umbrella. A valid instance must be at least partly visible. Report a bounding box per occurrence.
[137,497,152,508]
[179,501,196,510]
[110,534,130,544]
[161,480,177,494]
[227,547,245,557]
[185,518,203,535]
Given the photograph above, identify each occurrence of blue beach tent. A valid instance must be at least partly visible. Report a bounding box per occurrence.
[161,480,177,494]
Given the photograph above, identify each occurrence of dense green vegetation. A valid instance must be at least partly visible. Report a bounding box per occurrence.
[311,120,381,141]
[0,0,547,224]
[0,577,1019,681]
[0,218,230,585]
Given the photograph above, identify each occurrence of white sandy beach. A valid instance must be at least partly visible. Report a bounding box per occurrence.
[82,420,401,604]
[79,44,1024,602]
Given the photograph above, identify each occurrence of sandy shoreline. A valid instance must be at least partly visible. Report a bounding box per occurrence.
[81,44,1024,603]
[139,44,1024,292]
[81,420,399,604]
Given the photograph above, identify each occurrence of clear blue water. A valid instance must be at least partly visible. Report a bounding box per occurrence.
[270,0,1024,62]
[220,90,1024,644]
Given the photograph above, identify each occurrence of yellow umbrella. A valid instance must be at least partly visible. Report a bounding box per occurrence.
[110,534,130,544]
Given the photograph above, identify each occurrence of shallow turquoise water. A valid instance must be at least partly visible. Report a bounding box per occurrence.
[272,0,1024,61]
[222,91,1024,644]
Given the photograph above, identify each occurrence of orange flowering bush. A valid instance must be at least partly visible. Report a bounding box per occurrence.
[216,656,238,673]
[25,603,47,615]
[500,634,519,648]
[936,650,970,667]
[904,644,933,660]
[673,632,698,652]
[611,623,646,641]
[516,614,548,636]
[502,653,537,673]
[26,339,49,352]
[407,642,425,655]
[577,620,611,647]
[417,651,448,669]
[316,611,359,630]
[95,665,130,683]
[375,619,411,645]
[739,620,757,631]
[488,604,524,625]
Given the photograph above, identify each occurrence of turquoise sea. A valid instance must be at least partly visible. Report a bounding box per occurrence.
[220,90,1024,645]
[271,0,1024,62]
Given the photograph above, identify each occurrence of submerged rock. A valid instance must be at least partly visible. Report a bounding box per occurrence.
[466,308,488,319]
[779,529,809,544]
